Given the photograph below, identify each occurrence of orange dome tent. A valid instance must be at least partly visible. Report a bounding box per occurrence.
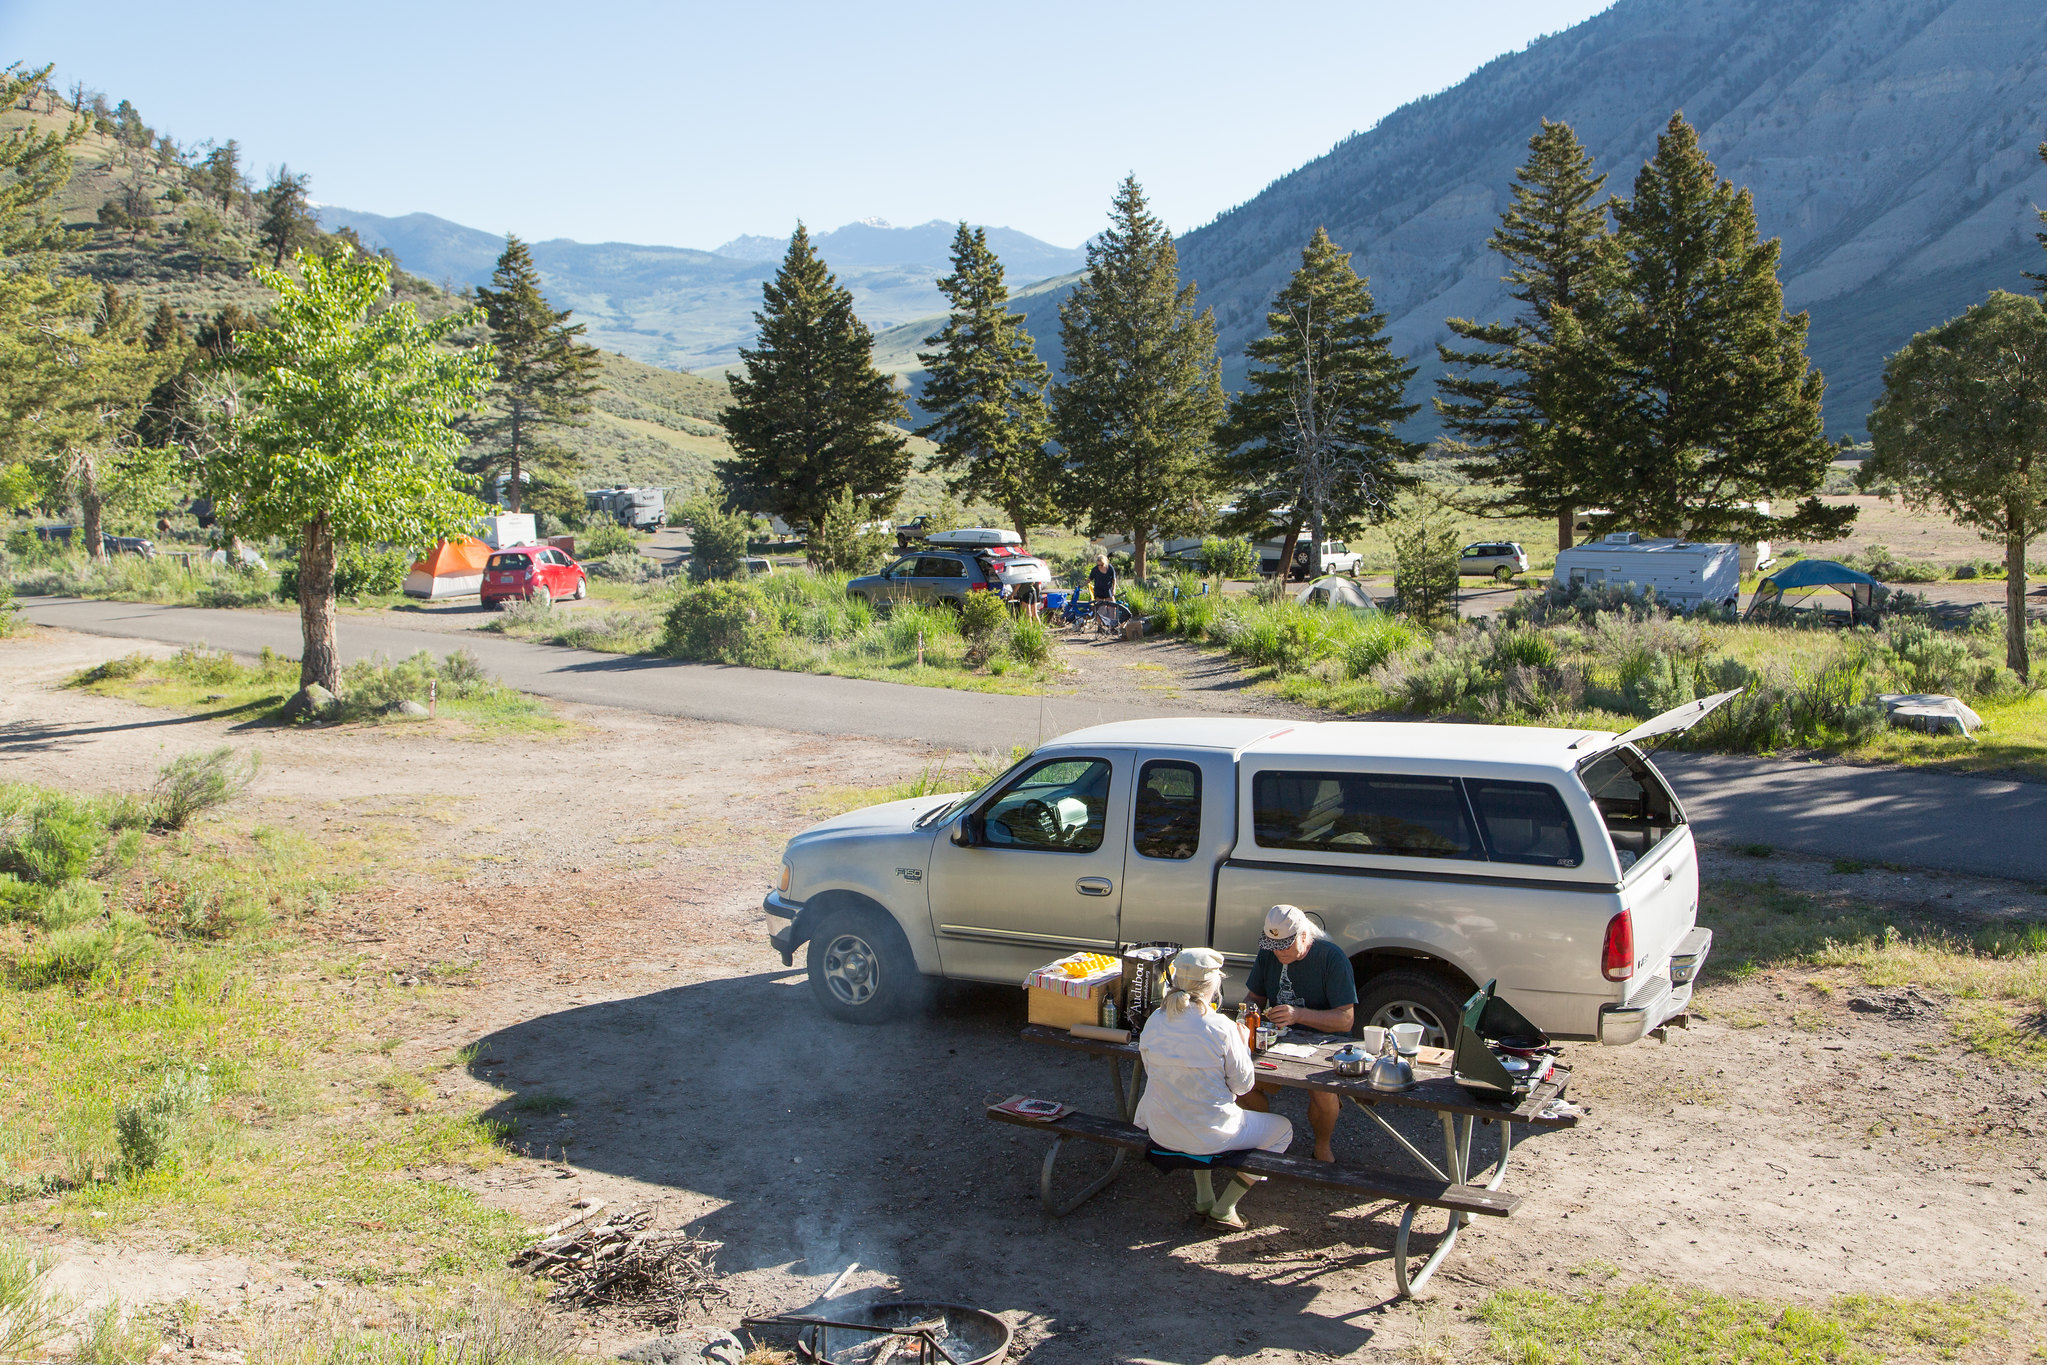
[403,537,491,599]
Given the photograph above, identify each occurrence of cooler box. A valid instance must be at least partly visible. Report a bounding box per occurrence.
[1024,952,1121,1030]
[1044,589,1069,613]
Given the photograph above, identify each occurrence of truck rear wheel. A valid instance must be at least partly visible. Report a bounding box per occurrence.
[805,903,924,1024]
[1358,968,1466,1051]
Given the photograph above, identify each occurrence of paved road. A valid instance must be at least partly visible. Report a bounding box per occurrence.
[20,595,2047,883]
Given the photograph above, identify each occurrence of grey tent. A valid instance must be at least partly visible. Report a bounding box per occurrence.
[1294,576,1379,611]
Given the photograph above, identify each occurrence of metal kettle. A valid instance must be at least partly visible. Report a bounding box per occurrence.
[1367,1032,1416,1091]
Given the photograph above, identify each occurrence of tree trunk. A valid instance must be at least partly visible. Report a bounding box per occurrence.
[1558,506,1574,552]
[1277,520,1304,583]
[79,453,106,562]
[1307,503,1326,579]
[2008,526,2030,681]
[298,515,340,693]
[1133,527,1148,581]
[505,405,524,513]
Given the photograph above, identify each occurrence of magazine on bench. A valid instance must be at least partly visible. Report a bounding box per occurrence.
[992,1095,1072,1122]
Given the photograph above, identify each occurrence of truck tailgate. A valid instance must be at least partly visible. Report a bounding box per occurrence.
[1624,832,1698,979]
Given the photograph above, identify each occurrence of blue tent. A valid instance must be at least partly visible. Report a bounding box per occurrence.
[1746,559,1886,622]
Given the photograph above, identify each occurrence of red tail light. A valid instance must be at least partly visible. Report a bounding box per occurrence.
[1601,910,1635,981]
[968,582,990,591]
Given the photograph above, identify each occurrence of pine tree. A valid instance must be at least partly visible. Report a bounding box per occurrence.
[718,224,910,533]
[1436,120,1611,552]
[197,140,241,211]
[1219,227,1418,577]
[0,65,90,497]
[1052,176,1225,577]
[257,165,314,267]
[31,287,177,560]
[1594,114,1849,543]
[461,235,600,513]
[144,301,187,353]
[915,223,1058,539]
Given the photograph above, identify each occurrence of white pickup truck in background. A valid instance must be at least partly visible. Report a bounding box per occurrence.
[765,700,1728,1046]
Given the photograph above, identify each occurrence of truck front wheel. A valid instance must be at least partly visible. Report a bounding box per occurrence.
[1358,968,1465,1051]
[806,904,923,1024]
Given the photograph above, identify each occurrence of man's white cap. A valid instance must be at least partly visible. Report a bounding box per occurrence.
[1261,903,1312,950]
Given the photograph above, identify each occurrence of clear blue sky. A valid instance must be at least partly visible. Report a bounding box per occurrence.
[2,1,1616,249]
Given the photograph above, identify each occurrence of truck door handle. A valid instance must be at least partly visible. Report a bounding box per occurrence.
[1075,877,1113,896]
[1663,867,1674,881]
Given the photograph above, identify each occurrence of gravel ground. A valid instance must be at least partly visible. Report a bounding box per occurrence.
[2,629,2042,1363]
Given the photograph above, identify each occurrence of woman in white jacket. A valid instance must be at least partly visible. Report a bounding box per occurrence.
[1132,947,1293,1228]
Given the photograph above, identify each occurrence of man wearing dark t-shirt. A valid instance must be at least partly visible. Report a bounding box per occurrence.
[1237,903,1357,1162]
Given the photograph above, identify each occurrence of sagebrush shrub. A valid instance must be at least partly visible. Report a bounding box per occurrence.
[661,581,774,664]
[149,747,258,832]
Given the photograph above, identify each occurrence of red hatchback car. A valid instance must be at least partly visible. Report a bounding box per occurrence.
[481,545,587,609]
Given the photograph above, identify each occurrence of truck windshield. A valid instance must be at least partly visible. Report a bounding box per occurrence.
[914,753,1033,829]
[1577,747,1685,869]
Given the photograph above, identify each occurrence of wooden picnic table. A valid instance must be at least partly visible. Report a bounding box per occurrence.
[1015,1022,1578,1295]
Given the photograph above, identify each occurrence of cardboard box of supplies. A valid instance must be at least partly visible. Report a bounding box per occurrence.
[1024,952,1121,1030]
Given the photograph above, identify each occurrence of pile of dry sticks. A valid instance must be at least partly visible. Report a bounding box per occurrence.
[512,1201,729,1327]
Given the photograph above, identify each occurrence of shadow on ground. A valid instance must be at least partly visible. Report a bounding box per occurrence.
[469,972,1563,1358]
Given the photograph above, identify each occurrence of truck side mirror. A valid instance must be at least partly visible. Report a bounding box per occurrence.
[952,815,981,847]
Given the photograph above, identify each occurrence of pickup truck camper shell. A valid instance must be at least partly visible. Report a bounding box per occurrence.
[766,703,1724,1048]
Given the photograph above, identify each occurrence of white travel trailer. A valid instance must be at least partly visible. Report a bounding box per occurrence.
[1551,534,1740,610]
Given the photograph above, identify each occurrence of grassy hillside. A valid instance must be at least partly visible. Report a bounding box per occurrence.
[2,95,745,496]
[6,88,1033,522]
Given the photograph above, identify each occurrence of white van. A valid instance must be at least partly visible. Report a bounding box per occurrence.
[1552,534,1739,610]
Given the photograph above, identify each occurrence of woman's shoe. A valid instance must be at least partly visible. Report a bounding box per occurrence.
[1206,1208,1248,1231]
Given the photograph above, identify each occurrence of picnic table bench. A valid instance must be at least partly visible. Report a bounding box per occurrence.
[989,1022,1578,1296]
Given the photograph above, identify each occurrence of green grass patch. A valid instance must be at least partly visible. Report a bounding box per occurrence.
[659,573,1063,693]
[483,600,661,654]
[0,769,525,1279]
[65,645,562,736]
[1701,880,2047,1066]
[1475,1272,2020,1364]
[5,550,283,609]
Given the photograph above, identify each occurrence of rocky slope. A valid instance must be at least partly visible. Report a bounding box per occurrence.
[1174,0,2047,436]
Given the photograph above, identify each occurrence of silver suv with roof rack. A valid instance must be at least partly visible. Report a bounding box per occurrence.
[763,696,1730,1044]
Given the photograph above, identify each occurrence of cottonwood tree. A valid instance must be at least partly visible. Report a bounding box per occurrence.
[1437,120,1611,552]
[1866,290,2047,679]
[916,223,1058,539]
[718,224,909,532]
[460,235,600,513]
[1590,114,1849,544]
[257,165,315,267]
[217,246,493,695]
[1053,176,1224,577]
[1220,226,1417,577]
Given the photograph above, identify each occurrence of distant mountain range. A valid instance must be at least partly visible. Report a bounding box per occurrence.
[313,208,1085,372]
[333,0,2047,441]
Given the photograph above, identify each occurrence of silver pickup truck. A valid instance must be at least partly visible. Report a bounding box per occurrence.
[765,705,1724,1046]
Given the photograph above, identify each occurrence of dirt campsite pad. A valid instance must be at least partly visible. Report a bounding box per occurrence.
[1,627,2043,1363]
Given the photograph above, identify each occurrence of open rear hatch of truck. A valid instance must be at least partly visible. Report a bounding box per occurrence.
[1576,688,1739,1033]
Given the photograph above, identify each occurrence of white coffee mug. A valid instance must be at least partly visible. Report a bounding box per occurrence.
[1356,1026,1388,1054]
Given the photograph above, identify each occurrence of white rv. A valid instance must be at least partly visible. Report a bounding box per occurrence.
[1551,534,1740,610]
